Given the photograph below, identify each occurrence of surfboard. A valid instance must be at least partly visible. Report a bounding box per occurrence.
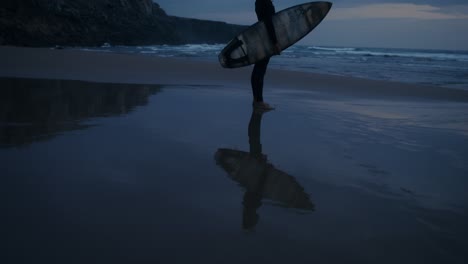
[219,1,332,68]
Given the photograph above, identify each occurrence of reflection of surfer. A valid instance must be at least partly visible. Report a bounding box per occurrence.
[215,109,314,230]
[243,110,268,229]
[251,0,281,111]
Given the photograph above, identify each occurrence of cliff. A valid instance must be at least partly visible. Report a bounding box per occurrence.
[0,0,247,47]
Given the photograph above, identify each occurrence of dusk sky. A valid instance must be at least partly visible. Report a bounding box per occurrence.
[154,0,468,50]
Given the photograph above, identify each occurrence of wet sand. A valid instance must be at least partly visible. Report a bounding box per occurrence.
[2,46,468,101]
[1,47,468,263]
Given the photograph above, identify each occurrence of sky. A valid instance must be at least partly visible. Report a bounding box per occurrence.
[153,0,468,50]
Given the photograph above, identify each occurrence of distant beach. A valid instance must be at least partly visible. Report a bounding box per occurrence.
[76,44,468,90]
[2,46,468,101]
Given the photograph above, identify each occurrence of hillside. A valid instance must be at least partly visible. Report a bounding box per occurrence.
[0,0,247,46]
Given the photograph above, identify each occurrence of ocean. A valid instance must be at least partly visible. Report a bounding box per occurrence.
[80,44,468,90]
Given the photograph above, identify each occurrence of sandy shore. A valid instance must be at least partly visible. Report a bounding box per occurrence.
[2,46,468,263]
[2,46,468,102]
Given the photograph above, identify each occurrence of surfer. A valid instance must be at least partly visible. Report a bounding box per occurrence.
[251,0,281,111]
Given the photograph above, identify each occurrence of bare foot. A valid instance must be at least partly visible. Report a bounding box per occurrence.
[252,102,275,112]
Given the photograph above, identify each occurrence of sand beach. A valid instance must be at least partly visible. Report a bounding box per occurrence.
[1,46,468,263]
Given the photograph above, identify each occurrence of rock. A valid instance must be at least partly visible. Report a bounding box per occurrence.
[0,0,247,47]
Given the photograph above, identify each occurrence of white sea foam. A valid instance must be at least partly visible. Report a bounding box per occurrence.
[77,44,468,88]
[308,46,468,62]
[309,46,357,52]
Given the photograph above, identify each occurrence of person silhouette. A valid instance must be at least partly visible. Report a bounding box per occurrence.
[251,0,281,111]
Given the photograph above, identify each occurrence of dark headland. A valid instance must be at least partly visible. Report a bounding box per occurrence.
[0,0,247,46]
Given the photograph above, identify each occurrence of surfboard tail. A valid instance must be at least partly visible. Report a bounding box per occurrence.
[219,38,250,68]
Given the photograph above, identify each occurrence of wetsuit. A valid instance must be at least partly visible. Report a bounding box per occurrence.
[251,0,278,103]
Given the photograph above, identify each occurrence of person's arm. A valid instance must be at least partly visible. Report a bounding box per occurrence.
[265,9,281,55]
[256,1,277,44]
[256,1,280,54]
[264,14,278,45]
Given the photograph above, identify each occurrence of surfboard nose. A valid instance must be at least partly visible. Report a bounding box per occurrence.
[322,2,332,10]
[318,2,332,14]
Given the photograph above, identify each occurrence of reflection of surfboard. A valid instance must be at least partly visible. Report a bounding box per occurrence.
[219,1,332,68]
[215,148,314,211]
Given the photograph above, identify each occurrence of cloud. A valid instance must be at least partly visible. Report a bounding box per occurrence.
[329,3,468,20]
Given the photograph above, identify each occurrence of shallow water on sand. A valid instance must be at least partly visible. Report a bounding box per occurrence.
[2,78,468,264]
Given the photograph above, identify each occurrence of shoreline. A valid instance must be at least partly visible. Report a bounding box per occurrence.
[2,46,468,263]
[2,46,468,102]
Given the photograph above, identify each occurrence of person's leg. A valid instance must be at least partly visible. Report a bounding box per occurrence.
[251,57,270,102]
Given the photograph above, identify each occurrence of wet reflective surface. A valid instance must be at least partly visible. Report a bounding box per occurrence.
[2,78,468,263]
[0,78,160,148]
[215,110,315,230]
